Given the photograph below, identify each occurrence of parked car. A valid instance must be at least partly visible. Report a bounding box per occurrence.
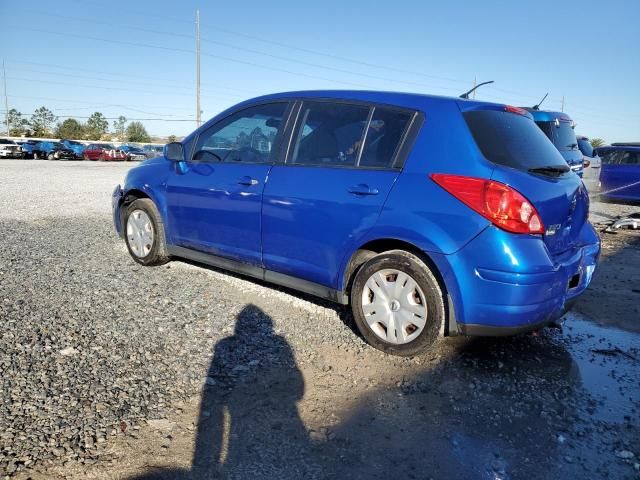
[142,144,164,159]
[596,144,640,202]
[16,139,38,158]
[61,139,87,159]
[32,141,75,160]
[83,144,127,161]
[524,108,584,177]
[0,139,23,158]
[112,91,600,356]
[576,135,601,168]
[118,145,147,161]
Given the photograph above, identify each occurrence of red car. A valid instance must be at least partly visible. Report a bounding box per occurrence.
[83,143,127,161]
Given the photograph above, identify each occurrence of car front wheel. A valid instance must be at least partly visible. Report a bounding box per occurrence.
[123,198,170,266]
[350,250,445,356]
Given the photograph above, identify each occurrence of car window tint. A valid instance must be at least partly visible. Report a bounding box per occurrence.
[359,107,412,168]
[464,110,568,171]
[290,101,369,167]
[600,150,625,165]
[621,152,640,165]
[193,102,287,163]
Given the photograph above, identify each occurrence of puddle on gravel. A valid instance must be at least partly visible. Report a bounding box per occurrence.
[561,311,639,424]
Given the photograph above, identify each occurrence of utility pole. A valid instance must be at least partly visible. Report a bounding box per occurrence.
[472,76,477,100]
[3,61,9,136]
[561,96,565,112]
[195,9,201,128]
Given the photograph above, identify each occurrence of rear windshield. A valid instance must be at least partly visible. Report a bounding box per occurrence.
[552,122,578,151]
[464,110,568,171]
[577,138,594,157]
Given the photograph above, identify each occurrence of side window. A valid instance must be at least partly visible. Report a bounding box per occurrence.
[621,152,640,165]
[193,102,288,163]
[359,107,413,168]
[290,101,370,167]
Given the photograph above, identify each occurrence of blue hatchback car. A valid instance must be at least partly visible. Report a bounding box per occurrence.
[524,109,584,177]
[597,144,640,202]
[112,91,600,355]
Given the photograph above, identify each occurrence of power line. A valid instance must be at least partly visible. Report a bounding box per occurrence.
[10,61,263,95]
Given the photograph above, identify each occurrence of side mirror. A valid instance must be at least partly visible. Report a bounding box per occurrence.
[164,142,184,162]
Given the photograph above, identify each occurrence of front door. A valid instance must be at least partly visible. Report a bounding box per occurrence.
[166,102,290,264]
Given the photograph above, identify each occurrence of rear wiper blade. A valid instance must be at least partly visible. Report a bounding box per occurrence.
[529,165,570,176]
[567,143,578,149]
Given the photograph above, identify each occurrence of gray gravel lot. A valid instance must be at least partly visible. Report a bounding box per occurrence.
[0,160,639,480]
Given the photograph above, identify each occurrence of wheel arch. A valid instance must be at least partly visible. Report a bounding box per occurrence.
[340,237,455,336]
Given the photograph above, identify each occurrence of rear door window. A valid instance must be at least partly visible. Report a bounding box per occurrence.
[464,110,568,171]
[359,107,413,168]
[290,101,370,167]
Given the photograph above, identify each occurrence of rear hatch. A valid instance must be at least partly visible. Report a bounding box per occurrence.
[462,106,589,257]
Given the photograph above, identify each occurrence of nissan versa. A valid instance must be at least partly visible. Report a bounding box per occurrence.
[112,91,601,356]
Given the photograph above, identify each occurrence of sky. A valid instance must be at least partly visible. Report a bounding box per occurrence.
[1,0,638,141]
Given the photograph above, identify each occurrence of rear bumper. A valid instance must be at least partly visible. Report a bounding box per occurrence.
[433,223,600,336]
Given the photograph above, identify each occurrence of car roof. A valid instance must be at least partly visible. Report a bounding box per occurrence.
[233,89,507,112]
[522,108,573,122]
[597,145,640,152]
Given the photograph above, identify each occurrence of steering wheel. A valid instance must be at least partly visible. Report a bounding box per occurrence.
[222,146,263,162]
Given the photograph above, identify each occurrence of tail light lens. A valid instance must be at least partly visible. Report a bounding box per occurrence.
[431,174,544,234]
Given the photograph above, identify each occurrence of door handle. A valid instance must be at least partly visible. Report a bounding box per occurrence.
[238,176,259,186]
[348,184,379,196]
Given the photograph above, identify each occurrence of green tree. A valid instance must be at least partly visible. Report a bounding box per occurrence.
[30,106,57,137]
[85,112,109,140]
[590,138,605,148]
[126,121,151,142]
[55,118,85,139]
[112,116,127,140]
[167,135,177,142]
[4,109,29,136]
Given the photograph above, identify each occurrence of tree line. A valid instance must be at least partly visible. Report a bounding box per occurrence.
[4,107,154,142]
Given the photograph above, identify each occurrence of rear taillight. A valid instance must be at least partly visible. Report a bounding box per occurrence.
[431,174,544,234]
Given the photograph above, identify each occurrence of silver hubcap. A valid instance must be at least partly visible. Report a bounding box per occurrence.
[361,269,428,344]
[126,210,154,258]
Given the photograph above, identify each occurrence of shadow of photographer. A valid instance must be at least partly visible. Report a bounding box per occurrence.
[132,304,321,479]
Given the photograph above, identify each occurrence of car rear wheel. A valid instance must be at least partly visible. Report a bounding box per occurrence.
[350,250,445,356]
[47,153,55,160]
[123,198,170,266]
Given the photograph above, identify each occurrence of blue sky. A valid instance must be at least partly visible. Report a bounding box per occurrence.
[1,0,638,141]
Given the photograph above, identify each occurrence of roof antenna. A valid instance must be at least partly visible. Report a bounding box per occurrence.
[532,93,548,110]
[460,80,494,99]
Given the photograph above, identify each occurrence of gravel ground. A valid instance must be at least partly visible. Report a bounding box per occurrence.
[0,160,639,479]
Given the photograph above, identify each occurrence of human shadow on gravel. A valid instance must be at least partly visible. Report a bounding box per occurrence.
[131,304,320,480]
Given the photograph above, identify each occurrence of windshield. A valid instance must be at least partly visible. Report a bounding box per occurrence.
[577,138,594,157]
[464,110,568,171]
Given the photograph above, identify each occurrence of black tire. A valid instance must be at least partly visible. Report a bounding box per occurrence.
[123,198,170,266]
[350,250,445,356]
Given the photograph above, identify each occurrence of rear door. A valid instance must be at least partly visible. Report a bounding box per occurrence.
[600,150,640,199]
[463,107,588,256]
[262,100,416,287]
[166,101,291,264]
